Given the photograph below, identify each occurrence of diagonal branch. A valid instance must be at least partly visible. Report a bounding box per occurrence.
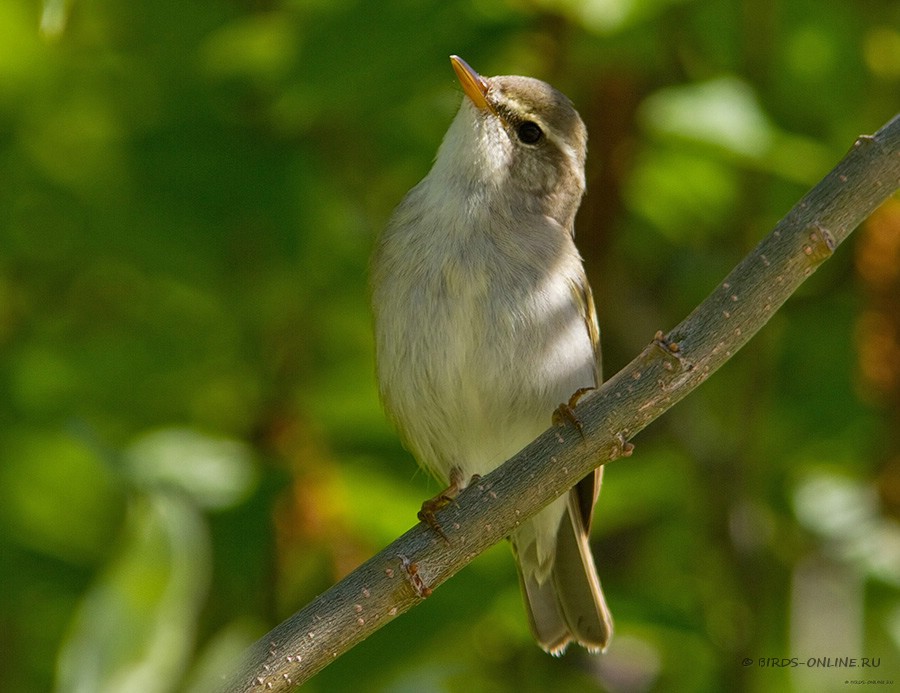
[221,114,900,692]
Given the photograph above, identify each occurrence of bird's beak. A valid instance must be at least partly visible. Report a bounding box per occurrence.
[450,55,494,113]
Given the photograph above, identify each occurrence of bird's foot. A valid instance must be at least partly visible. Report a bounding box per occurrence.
[417,467,468,543]
[552,386,595,440]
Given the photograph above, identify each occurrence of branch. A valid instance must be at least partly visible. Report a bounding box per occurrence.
[220,114,900,692]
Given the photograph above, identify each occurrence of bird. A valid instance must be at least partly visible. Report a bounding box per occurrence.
[370,55,612,654]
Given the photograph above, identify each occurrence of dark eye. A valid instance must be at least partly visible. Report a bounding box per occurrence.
[516,121,543,144]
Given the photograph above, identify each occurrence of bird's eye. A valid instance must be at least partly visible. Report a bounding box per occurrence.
[516,121,543,144]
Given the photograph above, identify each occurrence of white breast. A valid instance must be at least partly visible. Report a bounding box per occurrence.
[372,180,596,484]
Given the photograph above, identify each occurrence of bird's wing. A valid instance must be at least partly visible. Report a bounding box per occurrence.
[568,273,602,531]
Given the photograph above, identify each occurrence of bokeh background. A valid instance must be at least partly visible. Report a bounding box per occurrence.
[2,0,899,691]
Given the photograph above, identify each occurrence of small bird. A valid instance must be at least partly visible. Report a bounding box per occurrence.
[371,55,612,653]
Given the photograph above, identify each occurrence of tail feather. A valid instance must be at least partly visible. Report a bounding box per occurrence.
[515,484,612,654]
[518,571,571,655]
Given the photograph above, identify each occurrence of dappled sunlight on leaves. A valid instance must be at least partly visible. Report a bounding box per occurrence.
[56,494,211,693]
[124,427,258,509]
[0,432,122,564]
[1,0,897,690]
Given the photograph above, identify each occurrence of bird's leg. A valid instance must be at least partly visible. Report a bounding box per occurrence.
[552,386,595,440]
[418,467,466,543]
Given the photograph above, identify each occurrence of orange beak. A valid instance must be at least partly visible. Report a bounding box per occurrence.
[450,55,493,113]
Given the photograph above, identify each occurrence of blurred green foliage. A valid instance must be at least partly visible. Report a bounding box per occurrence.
[1,0,899,691]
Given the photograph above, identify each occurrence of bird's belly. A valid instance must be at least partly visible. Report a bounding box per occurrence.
[382,267,595,484]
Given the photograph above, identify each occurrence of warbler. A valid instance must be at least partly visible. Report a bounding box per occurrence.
[371,55,612,653]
